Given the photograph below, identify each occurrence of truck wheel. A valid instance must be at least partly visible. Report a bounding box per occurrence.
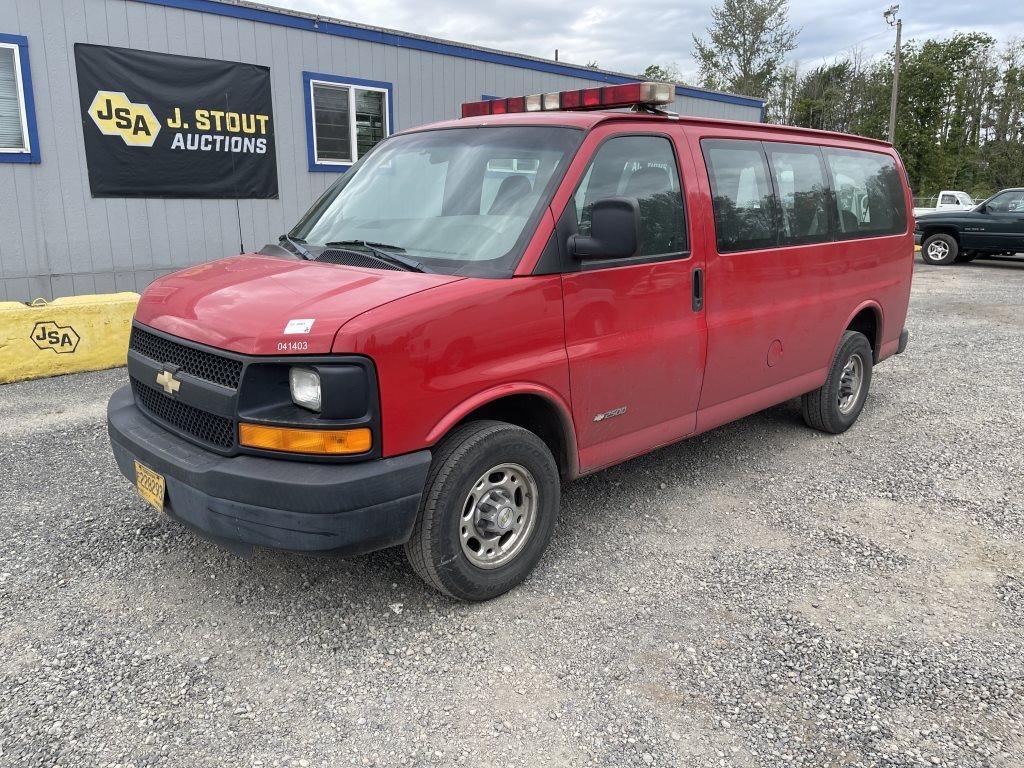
[404,420,560,601]
[920,233,958,265]
[801,331,873,434]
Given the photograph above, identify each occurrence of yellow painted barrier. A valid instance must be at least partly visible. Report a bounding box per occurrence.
[0,293,139,384]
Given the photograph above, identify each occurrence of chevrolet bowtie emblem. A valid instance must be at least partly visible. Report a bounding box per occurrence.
[155,369,181,395]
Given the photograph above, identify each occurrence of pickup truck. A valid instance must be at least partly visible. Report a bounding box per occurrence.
[912,190,974,217]
[915,188,1024,265]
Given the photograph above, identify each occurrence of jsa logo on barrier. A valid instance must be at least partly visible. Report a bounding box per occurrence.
[88,91,161,147]
[31,321,81,354]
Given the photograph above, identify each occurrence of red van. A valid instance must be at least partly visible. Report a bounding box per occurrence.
[108,83,913,600]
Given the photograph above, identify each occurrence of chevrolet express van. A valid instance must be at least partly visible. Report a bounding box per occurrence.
[108,82,913,600]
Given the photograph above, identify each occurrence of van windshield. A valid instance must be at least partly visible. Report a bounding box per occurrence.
[290,126,583,277]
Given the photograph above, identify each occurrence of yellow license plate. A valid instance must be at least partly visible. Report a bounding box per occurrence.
[134,460,166,513]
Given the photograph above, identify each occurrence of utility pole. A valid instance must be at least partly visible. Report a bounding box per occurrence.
[884,5,902,144]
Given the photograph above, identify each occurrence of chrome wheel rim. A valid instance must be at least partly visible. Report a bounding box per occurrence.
[838,353,864,414]
[460,463,538,569]
[926,240,949,261]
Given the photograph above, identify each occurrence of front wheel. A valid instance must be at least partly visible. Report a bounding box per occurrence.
[801,331,873,434]
[920,233,958,265]
[404,420,560,601]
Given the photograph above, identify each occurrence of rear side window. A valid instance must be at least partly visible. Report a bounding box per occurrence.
[574,135,687,257]
[765,143,830,246]
[702,140,776,252]
[823,148,906,238]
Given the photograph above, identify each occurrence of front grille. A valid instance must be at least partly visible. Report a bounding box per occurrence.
[130,326,243,389]
[316,249,403,271]
[131,378,235,450]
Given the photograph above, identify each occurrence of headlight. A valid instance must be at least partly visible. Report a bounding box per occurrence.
[289,367,321,411]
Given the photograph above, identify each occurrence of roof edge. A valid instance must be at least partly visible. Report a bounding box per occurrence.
[129,0,766,109]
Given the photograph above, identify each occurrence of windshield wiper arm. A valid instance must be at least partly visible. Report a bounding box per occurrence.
[279,233,314,260]
[324,240,427,273]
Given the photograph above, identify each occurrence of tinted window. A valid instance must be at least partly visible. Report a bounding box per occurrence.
[575,135,686,257]
[702,140,777,252]
[823,148,906,238]
[766,143,830,245]
[986,189,1024,213]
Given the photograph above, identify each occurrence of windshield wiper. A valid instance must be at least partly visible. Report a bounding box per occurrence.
[324,240,428,273]
[279,233,314,260]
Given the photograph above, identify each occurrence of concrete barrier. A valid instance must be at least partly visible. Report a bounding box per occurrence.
[0,293,139,384]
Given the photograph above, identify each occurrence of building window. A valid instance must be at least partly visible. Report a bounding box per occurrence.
[0,34,39,163]
[303,72,391,172]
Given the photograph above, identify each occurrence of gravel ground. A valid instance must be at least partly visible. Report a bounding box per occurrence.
[1,258,1023,768]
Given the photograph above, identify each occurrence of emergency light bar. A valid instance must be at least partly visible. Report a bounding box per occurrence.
[461,81,675,118]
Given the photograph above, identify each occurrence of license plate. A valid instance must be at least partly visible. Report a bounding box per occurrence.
[134,460,166,513]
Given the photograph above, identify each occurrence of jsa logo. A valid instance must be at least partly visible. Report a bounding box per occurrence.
[88,91,161,147]
[31,321,81,354]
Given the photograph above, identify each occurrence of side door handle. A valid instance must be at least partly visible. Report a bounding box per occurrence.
[692,268,704,312]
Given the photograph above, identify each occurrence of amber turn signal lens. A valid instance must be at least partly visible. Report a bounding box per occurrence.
[238,423,372,455]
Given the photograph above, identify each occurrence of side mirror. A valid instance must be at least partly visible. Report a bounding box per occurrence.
[980,204,991,214]
[569,197,640,260]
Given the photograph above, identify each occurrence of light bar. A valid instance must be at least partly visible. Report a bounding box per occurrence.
[460,81,675,118]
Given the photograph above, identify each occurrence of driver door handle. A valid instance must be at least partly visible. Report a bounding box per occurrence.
[692,268,704,312]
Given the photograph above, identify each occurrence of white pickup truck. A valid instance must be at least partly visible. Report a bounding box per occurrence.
[913,190,975,217]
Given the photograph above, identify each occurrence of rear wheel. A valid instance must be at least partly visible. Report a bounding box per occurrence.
[404,420,560,601]
[801,331,873,434]
[920,233,958,265]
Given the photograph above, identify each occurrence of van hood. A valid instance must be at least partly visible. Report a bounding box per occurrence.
[134,255,464,355]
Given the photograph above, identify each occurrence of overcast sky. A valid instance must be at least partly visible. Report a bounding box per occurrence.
[274,0,1024,82]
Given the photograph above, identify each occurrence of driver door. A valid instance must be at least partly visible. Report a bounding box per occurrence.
[976,190,1024,252]
[558,128,707,473]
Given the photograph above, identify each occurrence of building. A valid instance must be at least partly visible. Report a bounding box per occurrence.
[0,0,764,302]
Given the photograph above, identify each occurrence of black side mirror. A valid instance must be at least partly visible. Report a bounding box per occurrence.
[569,197,640,260]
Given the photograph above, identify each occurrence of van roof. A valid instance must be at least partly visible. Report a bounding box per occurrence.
[406,110,894,149]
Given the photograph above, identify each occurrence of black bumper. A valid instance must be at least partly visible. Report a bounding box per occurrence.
[107,385,431,555]
[914,232,923,246]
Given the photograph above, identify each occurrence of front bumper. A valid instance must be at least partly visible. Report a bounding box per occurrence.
[914,232,923,246]
[107,385,431,555]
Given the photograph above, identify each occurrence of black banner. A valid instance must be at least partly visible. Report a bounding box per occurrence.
[74,44,278,199]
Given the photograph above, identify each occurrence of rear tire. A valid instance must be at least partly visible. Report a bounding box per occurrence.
[920,233,958,265]
[801,331,873,434]
[404,420,560,601]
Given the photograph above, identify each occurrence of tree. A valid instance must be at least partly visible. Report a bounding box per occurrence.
[640,63,682,83]
[781,34,1024,199]
[692,0,798,97]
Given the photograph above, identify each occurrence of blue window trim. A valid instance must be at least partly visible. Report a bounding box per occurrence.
[0,33,40,164]
[134,0,764,115]
[303,71,394,173]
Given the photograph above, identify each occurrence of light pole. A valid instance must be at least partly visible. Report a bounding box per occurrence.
[883,4,902,144]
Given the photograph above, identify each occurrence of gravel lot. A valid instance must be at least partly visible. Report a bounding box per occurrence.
[2,258,1023,768]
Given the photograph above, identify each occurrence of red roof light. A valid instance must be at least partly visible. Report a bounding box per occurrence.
[460,81,675,119]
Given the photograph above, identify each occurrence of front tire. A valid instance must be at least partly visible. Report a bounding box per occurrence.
[404,420,560,601]
[920,233,958,265]
[801,331,873,434]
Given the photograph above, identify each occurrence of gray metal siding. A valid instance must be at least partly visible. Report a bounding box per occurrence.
[0,0,762,302]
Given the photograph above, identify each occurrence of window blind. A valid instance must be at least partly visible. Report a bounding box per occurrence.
[0,46,27,150]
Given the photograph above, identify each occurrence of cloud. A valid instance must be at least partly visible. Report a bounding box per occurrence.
[277,0,1024,83]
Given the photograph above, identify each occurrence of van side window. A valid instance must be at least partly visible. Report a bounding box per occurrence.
[765,144,831,246]
[822,148,906,238]
[574,135,687,257]
[701,140,777,253]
